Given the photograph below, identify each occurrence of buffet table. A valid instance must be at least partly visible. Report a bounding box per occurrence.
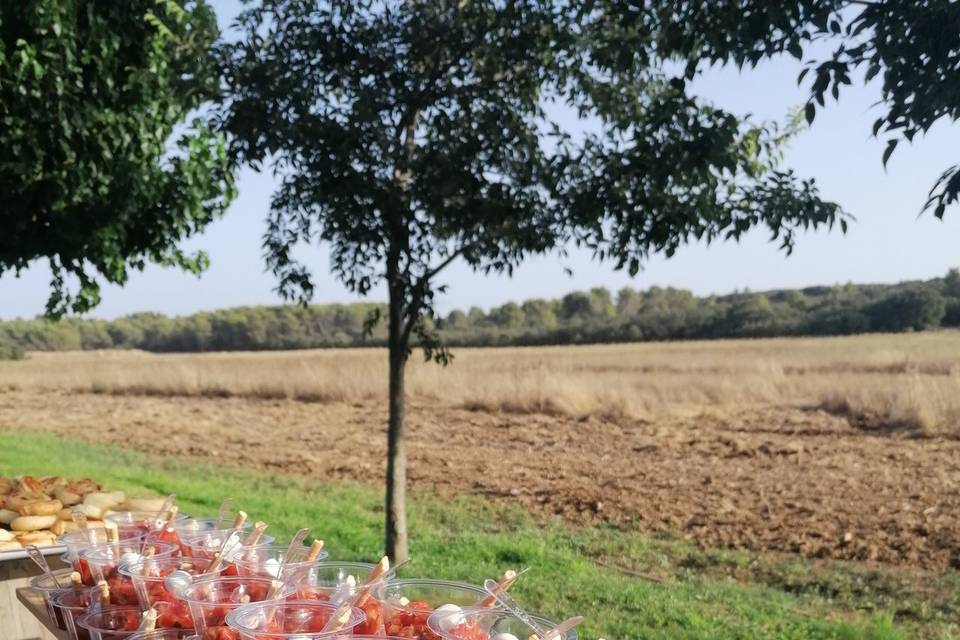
[15,587,69,640]
[0,546,67,640]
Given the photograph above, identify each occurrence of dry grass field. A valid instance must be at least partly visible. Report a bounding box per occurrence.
[1,331,959,433]
[1,332,959,570]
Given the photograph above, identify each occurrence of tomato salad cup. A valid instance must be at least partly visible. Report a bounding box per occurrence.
[82,542,179,604]
[426,608,579,640]
[69,535,152,586]
[62,528,146,567]
[121,556,219,630]
[225,600,365,640]
[232,544,330,585]
[180,530,275,564]
[51,587,97,635]
[175,518,252,536]
[75,605,143,640]
[180,575,287,640]
[376,579,491,640]
[291,561,394,635]
[107,511,190,538]
[28,568,78,625]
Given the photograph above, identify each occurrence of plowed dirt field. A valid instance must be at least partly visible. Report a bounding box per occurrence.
[3,386,957,570]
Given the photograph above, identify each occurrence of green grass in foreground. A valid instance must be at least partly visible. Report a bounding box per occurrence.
[1,432,957,640]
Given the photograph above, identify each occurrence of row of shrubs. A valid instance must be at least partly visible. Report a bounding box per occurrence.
[2,269,959,358]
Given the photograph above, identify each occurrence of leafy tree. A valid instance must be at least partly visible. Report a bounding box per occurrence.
[867,285,946,332]
[943,268,960,298]
[560,292,596,322]
[588,287,616,319]
[616,287,643,317]
[220,0,841,562]
[0,0,235,316]
[443,309,469,330]
[489,302,524,331]
[642,0,960,218]
[522,299,559,331]
[943,299,960,328]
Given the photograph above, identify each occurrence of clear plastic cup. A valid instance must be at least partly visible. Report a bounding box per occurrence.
[292,561,395,635]
[62,529,146,567]
[225,600,365,639]
[179,530,275,561]
[71,536,153,586]
[121,556,214,630]
[174,517,252,537]
[82,542,179,604]
[232,543,330,584]
[106,511,189,537]
[75,606,143,640]
[180,575,285,639]
[51,587,97,635]
[143,527,188,555]
[28,568,76,623]
[376,579,489,640]
[427,608,578,640]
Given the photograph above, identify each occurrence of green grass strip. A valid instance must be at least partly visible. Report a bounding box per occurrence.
[0,432,925,639]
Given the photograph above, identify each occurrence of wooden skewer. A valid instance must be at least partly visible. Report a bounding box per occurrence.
[265,578,285,600]
[104,521,120,559]
[530,616,585,640]
[351,556,390,609]
[164,505,179,528]
[321,556,391,633]
[477,569,518,608]
[242,521,268,547]
[324,601,355,632]
[204,512,248,574]
[143,545,157,577]
[137,609,158,632]
[97,580,110,607]
[305,539,325,561]
[205,550,225,574]
[70,572,85,597]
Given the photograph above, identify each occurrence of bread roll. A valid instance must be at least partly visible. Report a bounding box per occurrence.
[51,520,79,536]
[84,492,121,511]
[0,540,22,551]
[18,499,63,516]
[14,530,57,545]
[57,503,103,521]
[0,509,18,525]
[11,515,57,531]
[54,486,83,507]
[0,529,14,542]
[119,497,168,512]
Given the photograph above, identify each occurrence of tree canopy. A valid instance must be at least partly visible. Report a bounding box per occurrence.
[641,0,960,218]
[0,1,235,315]
[3,270,957,360]
[219,0,844,561]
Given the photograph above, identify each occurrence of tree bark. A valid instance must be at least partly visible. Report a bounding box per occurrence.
[385,273,409,564]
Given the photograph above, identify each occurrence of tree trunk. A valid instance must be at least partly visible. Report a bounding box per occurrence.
[385,280,409,564]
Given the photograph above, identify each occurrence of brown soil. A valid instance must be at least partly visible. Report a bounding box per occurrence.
[2,388,958,570]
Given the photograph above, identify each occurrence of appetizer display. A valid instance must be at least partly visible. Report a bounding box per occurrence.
[11,494,585,640]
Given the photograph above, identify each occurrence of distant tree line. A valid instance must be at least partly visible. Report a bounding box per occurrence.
[2,269,959,360]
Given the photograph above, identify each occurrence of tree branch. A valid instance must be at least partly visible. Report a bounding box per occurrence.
[399,242,473,347]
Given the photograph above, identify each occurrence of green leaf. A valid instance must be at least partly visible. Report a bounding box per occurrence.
[804,102,815,125]
[882,139,898,168]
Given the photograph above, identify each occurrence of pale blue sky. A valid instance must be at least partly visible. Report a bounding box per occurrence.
[1,3,958,320]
